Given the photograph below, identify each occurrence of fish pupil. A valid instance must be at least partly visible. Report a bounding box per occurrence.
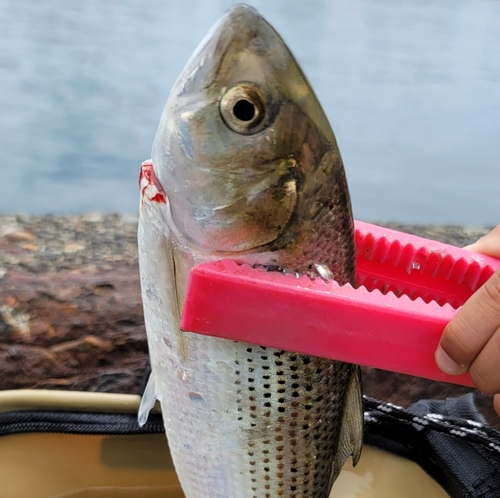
[233,99,255,122]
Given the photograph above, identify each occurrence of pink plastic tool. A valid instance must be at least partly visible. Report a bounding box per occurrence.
[181,221,500,387]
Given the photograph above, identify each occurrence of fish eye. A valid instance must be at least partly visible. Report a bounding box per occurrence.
[220,83,267,135]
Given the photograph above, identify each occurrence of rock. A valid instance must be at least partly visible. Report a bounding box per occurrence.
[0,265,147,394]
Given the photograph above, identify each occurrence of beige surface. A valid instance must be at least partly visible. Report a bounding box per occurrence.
[0,432,181,498]
[0,432,449,498]
[0,390,160,415]
[0,390,449,497]
[332,446,449,498]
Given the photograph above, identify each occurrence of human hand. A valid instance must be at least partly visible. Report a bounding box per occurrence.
[435,225,500,416]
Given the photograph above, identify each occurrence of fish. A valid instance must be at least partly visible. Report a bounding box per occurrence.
[137,4,363,497]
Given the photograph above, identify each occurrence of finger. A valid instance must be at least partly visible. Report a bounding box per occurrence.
[468,325,500,393]
[494,394,500,418]
[436,269,500,375]
[464,225,500,258]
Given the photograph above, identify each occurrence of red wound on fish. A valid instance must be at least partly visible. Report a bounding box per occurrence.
[139,160,166,204]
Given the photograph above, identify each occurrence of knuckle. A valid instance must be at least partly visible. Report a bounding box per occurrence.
[483,270,500,313]
[469,366,497,394]
[469,331,500,394]
[441,318,479,360]
[494,395,500,418]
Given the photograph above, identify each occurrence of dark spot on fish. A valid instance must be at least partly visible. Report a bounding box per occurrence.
[188,392,205,405]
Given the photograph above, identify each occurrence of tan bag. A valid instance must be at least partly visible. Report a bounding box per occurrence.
[0,390,449,498]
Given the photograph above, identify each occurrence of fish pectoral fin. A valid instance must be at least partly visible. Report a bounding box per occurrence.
[332,366,364,482]
[138,374,158,426]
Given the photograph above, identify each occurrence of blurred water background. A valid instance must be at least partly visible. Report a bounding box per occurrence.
[0,0,498,225]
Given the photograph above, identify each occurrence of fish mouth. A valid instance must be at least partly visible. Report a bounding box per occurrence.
[174,3,280,96]
[213,3,277,59]
[225,3,261,22]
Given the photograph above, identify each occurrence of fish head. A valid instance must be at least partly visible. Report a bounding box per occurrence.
[153,4,351,264]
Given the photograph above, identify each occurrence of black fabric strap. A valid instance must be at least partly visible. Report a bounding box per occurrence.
[0,410,164,437]
[364,393,500,498]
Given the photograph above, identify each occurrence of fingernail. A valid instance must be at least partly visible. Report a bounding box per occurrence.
[435,346,467,375]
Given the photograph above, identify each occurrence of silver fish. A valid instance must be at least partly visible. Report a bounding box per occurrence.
[138,4,363,497]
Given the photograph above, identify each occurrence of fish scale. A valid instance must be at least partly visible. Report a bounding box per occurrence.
[138,4,363,497]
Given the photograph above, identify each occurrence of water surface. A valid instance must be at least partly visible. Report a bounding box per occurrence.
[0,0,499,224]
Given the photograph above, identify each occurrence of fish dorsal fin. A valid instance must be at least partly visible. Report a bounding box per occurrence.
[331,366,363,485]
[138,374,158,427]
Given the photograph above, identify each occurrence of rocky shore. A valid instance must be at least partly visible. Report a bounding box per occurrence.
[0,214,498,427]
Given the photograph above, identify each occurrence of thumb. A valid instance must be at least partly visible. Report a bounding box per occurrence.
[464,225,500,258]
